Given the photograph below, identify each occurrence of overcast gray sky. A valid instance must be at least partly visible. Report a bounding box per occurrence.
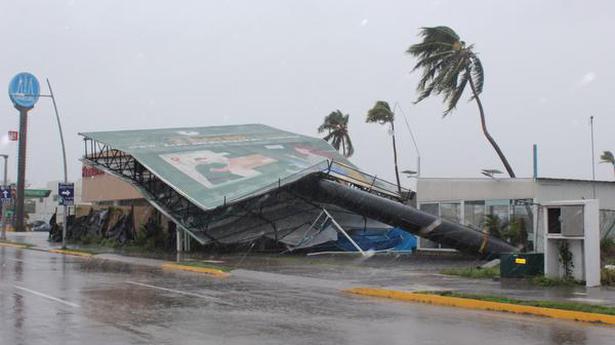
[1,0,614,188]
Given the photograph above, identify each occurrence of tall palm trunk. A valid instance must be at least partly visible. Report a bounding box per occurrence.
[469,75,531,251]
[468,77,516,178]
[390,122,402,194]
[341,137,347,157]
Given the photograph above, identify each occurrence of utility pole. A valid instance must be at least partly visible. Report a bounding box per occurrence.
[590,116,596,199]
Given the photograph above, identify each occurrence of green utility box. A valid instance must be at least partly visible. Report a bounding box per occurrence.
[499,253,544,278]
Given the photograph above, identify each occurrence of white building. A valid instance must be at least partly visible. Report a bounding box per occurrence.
[416,177,615,252]
[29,179,83,223]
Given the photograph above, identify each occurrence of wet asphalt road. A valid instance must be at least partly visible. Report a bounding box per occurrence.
[1,247,614,345]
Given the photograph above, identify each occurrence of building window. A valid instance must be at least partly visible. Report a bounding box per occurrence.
[419,203,440,248]
[419,202,459,250]
[464,200,485,230]
[486,199,510,225]
[440,202,461,223]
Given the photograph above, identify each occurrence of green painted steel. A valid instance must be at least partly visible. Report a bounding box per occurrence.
[500,253,544,278]
[80,124,355,210]
[25,189,51,198]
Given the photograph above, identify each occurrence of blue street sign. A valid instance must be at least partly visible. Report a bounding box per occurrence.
[58,182,74,206]
[0,188,11,201]
[8,72,40,109]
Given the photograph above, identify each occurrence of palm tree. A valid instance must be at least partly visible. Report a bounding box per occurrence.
[366,101,402,194]
[601,151,615,177]
[407,26,516,177]
[318,110,354,157]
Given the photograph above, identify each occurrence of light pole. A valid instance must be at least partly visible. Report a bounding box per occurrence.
[395,103,421,177]
[44,79,69,249]
[590,116,596,199]
[0,154,7,240]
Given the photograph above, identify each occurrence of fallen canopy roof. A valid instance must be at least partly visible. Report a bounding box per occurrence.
[80,124,515,256]
[80,124,396,210]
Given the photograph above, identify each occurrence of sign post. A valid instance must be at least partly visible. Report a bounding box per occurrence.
[58,182,74,248]
[0,186,11,240]
[8,72,40,232]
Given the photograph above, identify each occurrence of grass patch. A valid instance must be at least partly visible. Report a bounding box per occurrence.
[440,266,500,279]
[530,276,579,287]
[177,261,232,272]
[429,291,615,316]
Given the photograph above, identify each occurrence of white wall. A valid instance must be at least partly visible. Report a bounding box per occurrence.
[536,179,615,210]
[417,178,536,203]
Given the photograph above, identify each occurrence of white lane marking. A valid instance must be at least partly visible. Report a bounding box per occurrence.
[14,285,80,308]
[125,281,232,305]
[5,258,27,262]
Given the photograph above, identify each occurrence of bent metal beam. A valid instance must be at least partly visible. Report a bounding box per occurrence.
[290,177,517,257]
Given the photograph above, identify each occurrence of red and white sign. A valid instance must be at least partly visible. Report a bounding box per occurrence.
[82,166,104,178]
[8,131,18,141]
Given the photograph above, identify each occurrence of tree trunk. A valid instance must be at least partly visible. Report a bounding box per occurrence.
[469,77,531,251]
[341,136,347,157]
[468,78,516,178]
[391,122,402,195]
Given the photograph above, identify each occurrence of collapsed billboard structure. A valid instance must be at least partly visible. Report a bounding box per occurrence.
[80,124,515,257]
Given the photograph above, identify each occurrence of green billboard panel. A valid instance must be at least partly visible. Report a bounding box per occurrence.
[81,124,355,210]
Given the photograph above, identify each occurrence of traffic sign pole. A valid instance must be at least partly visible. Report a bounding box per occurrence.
[58,182,74,248]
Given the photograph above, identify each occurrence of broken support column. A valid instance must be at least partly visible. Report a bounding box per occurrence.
[292,178,517,258]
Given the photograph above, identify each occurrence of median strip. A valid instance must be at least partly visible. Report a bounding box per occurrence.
[0,241,29,249]
[48,249,93,257]
[345,287,615,326]
[161,263,230,278]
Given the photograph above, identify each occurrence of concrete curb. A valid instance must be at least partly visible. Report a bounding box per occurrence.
[345,287,615,326]
[48,249,93,257]
[161,263,230,278]
[0,241,28,249]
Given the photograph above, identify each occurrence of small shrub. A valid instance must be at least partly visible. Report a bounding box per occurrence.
[80,234,100,245]
[558,241,574,279]
[531,276,578,287]
[601,238,615,264]
[602,267,615,285]
[440,266,500,279]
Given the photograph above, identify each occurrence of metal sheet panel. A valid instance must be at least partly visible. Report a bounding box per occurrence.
[81,124,352,210]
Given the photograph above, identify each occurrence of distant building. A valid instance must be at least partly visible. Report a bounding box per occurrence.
[416,177,615,252]
[29,179,83,223]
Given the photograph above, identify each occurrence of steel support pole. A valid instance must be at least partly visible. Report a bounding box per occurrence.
[15,108,28,232]
[322,208,365,256]
[176,227,183,262]
[2,156,7,187]
[0,155,7,240]
[47,79,69,249]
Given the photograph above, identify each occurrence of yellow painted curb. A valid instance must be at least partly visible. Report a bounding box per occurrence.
[345,287,615,326]
[48,249,93,257]
[0,241,28,249]
[161,263,230,278]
